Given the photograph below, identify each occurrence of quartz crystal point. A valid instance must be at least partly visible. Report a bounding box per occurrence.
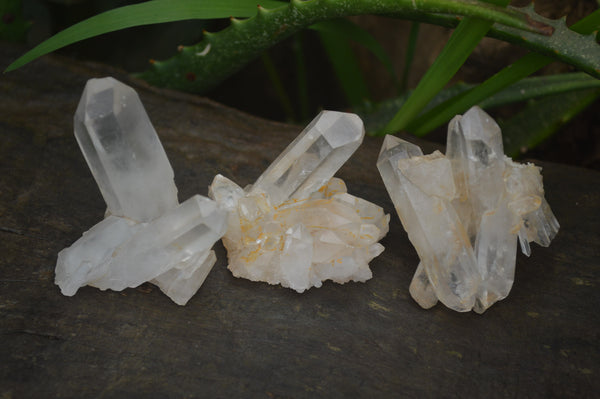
[378,106,559,313]
[377,137,479,312]
[209,111,389,293]
[250,111,364,206]
[74,77,178,222]
[56,77,227,305]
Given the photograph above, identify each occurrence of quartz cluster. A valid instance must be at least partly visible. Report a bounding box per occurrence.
[209,111,389,293]
[55,77,226,305]
[377,106,559,313]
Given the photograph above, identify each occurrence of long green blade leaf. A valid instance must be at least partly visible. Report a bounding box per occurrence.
[310,19,398,86]
[501,89,600,157]
[408,9,600,136]
[401,22,420,91]
[380,0,511,135]
[4,0,286,72]
[317,25,370,106]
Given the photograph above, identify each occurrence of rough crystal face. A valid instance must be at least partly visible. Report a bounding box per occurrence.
[378,106,559,313]
[74,77,178,222]
[56,77,227,305]
[210,111,389,292]
[250,111,364,207]
[56,195,226,305]
[89,195,226,293]
[378,139,479,312]
[211,176,388,293]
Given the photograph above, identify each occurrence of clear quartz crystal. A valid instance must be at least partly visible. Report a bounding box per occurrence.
[55,216,140,296]
[90,195,226,292]
[74,77,178,222]
[210,111,388,293]
[377,137,479,312]
[447,107,518,312]
[378,106,559,313]
[249,111,364,206]
[56,77,227,305]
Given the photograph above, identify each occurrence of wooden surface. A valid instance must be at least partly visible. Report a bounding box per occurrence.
[1,42,598,398]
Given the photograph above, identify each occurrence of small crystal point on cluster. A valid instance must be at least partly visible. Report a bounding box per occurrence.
[378,106,559,313]
[210,111,389,293]
[56,77,226,305]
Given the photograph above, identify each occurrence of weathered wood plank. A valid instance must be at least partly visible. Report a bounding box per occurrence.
[0,42,598,398]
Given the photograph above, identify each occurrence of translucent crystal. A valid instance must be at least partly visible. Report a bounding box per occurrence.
[504,159,559,254]
[210,111,388,292]
[55,216,140,296]
[249,111,364,206]
[74,77,178,222]
[447,107,518,312]
[57,195,226,304]
[56,77,227,305]
[211,176,388,293]
[377,137,479,312]
[378,106,559,313]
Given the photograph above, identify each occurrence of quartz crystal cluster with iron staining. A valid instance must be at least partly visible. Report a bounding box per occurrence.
[209,111,389,293]
[377,106,559,313]
[55,77,226,305]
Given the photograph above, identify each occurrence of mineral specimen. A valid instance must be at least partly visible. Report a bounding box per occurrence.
[377,106,559,313]
[209,111,389,292]
[55,77,226,305]
[74,76,178,222]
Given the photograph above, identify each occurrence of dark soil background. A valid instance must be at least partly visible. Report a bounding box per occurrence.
[9,0,600,169]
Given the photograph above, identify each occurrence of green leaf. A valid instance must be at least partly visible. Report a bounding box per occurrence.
[359,73,600,134]
[0,0,30,42]
[314,20,370,106]
[480,73,600,108]
[407,9,600,136]
[4,0,286,72]
[292,32,310,121]
[401,22,419,91]
[261,51,295,122]
[356,83,473,133]
[108,0,595,93]
[380,0,511,135]
[310,19,398,87]
[501,89,600,157]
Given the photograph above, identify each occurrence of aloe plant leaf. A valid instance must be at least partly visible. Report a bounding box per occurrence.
[4,0,286,72]
[490,5,600,78]
[501,88,600,158]
[137,0,570,93]
[9,0,597,94]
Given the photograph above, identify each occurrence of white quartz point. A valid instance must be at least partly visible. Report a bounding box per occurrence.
[409,262,438,309]
[151,250,217,305]
[55,216,139,296]
[91,195,226,292]
[74,77,178,222]
[446,107,518,312]
[504,159,559,255]
[249,111,364,206]
[447,107,506,238]
[377,136,479,312]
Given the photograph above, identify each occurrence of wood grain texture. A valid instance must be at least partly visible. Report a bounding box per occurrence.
[0,42,598,398]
